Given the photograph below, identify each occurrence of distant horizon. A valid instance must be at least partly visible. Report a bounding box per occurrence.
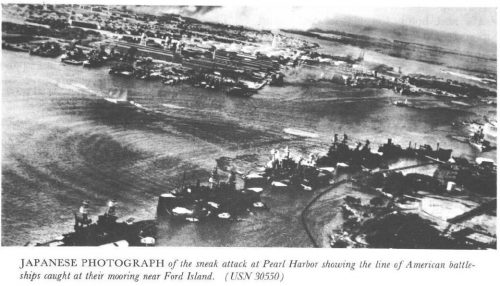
[309,14,497,57]
[313,13,497,45]
[123,6,497,44]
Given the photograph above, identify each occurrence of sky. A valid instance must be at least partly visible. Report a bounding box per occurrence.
[193,6,497,43]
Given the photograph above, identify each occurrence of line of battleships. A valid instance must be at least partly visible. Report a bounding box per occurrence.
[34,134,496,246]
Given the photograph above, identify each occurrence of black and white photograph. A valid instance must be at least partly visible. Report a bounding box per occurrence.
[1,3,497,249]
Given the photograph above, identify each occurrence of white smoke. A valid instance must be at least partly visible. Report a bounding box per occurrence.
[196,6,335,30]
[125,5,219,17]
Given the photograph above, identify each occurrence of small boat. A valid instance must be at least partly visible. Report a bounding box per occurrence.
[301,184,313,191]
[207,202,220,209]
[271,181,288,187]
[253,202,265,208]
[393,99,412,107]
[119,71,133,77]
[226,86,254,97]
[109,66,134,77]
[246,187,264,193]
[336,162,349,168]
[319,167,335,173]
[218,213,231,219]
[62,58,84,65]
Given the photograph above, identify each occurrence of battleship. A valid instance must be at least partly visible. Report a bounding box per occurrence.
[157,168,266,222]
[316,134,453,171]
[317,134,385,170]
[244,147,334,192]
[33,200,157,247]
[450,121,497,152]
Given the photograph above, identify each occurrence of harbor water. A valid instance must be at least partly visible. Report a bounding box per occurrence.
[1,50,494,246]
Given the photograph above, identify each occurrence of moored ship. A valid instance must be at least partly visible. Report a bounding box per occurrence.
[33,200,156,247]
[157,168,266,222]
